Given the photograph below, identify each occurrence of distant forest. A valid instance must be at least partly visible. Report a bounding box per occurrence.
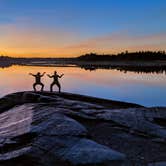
[0,51,166,73]
[77,51,166,61]
[0,50,166,62]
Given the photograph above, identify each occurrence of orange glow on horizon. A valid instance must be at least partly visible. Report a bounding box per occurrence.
[0,25,165,58]
[1,47,166,58]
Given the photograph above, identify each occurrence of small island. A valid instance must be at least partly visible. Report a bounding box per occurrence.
[0,91,165,166]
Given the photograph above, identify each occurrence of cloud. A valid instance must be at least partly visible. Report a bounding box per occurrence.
[0,18,165,57]
[63,32,166,54]
[0,19,81,57]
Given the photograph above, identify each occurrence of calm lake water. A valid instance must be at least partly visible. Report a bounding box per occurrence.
[0,65,166,107]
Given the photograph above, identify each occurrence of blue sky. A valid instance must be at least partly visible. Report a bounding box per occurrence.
[0,0,166,57]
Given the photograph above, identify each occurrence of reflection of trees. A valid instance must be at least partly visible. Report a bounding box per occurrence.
[0,63,13,68]
[1,52,166,74]
[79,64,166,74]
[115,67,166,74]
[0,56,30,69]
[76,51,166,73]
[0,56,13,68]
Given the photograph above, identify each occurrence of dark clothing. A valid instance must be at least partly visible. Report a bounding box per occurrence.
[49,74,62,92]
[35,75,42,84]
[30,73,45,92]
[50,81,61,92]
[33,83,44,92]
[52,74,60,82]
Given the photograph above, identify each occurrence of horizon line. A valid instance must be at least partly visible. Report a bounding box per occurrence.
[1,50,166,59]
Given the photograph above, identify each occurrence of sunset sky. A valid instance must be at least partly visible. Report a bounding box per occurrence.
[0,0,166,57]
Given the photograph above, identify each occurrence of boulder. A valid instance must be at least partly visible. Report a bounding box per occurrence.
[0,91,166,165]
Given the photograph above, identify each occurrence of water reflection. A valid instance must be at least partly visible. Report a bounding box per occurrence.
[1,62,166,74]
[79,65,166,74]
[0,65,166,106]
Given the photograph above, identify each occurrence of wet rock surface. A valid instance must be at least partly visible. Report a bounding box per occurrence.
[0,91,165,166]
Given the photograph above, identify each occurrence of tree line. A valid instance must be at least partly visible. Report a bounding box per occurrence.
[77,51,166,61]
[1,50,166,62]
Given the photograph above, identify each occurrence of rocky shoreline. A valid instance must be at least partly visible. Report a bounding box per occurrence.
[0,91,165,166]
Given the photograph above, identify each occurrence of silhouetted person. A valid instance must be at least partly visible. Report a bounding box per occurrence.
[29,72,46,91]
[47,71,64,93]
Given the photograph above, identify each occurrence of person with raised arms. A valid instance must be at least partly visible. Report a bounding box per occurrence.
[29,72,46,92]
[47,71,64,93]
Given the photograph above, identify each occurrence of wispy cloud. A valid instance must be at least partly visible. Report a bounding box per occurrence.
[63,32,166,54]
[0,19,80,57]
[0,18,165,57]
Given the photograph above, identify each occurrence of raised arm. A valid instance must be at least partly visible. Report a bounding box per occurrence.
[58,74,64,78]
[29,73,36,77]
[47,74,53,78]
[41,72,46,77]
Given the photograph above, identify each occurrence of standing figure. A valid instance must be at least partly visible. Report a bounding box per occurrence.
[29,72,46,91]
[47,71,64,93]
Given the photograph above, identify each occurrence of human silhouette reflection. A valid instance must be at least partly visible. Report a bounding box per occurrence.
[29,72,46,91]
[47,71,64,93]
